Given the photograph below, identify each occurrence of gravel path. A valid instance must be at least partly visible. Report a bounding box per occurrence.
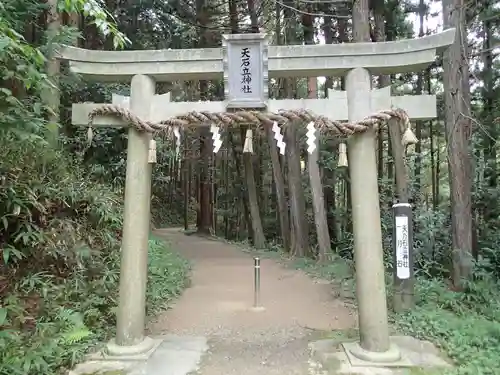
[149,228,356,375]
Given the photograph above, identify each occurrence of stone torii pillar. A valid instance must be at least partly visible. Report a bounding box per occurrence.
[113,75,154,351]
[60,29,455,364]
[345,67,395,361]
[73,87,173,358]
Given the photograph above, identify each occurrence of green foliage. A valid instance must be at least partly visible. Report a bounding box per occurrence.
[272,241,500,375]
[394,277,500,375]
[57,0,130,48]
[0,138,189,375]
[0,3,49,138]
[71,124,187,226]
[0,0,128,142]
[147,236,191,314]
[377,156,500,374]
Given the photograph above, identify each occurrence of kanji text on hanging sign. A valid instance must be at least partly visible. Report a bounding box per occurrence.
[395,215,410,280]
[222,33,268,109]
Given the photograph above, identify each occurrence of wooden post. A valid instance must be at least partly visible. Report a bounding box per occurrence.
[388,118,414,312]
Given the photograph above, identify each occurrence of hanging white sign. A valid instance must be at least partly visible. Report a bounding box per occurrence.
[395,215,410,280]
[222,33,268,109]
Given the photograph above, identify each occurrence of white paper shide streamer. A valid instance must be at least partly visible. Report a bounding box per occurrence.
[306,121,316,154]
[272,121,286,155]
[243,129,253,153]
[173,126,181,156]
[210,124,222,153]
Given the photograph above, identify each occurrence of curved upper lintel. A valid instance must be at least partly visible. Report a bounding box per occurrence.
[57,28,456,83]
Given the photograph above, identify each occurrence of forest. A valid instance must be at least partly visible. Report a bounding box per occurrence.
[0,0,499,373]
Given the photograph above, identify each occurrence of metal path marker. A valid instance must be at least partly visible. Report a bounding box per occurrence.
[61,29,455,368]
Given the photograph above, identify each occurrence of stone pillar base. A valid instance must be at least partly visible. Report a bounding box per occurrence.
[86,336,163,362]
[309,335,452,373]
[73,335,209,375]
[342,341,411,367]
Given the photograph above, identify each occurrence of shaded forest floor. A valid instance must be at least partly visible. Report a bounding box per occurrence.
[149,228,357,375]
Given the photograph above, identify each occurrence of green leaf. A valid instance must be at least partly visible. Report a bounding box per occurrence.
[0,307,7,326]
[3,248,10,265]
[0,36,10,51]
[0,87,12,96]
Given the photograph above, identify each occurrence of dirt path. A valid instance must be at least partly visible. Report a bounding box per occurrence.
[149,228,356,375]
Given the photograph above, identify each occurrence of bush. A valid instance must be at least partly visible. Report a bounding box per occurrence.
[266,239,500,375]
[0,138,190,375]
[147,236,190,315]
[393,277,500,375]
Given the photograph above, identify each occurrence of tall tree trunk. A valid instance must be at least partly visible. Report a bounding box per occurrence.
[442,0,473,287]
[271,1,292,250]
[275,0,282,45]
[338,16,351,239]
[183,139,191,230]
[287,125,310,256]
[196,0,214,234]
[413,0,426,199]
[372,0,390,178]
[283,0,297,98]
[228,0,238,32]
[426,69,439,210]
[223,148,230,238]
[241,128,266,248]
[229,132,253,241]
[43,0,61,145]
[322,11,338,250]
[302,11,330,260]
[267,126,291,251]
[237,0,266,249]
[198,127,213,234]
[283,0,307,257]
[481,8,495,221]
[322,8,333,96]
[430,119,437,209]
[247,0,260,32]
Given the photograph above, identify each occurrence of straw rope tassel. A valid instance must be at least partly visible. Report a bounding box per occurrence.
[402,127,418,147]
[148,139,157,164]
[87,127,94,145]
[338,142,348,167]
[173,126,181,156]
[243,128,253,153]
[396,114,419,147]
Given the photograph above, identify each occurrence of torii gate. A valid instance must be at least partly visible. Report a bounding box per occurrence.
[59,29,455,367]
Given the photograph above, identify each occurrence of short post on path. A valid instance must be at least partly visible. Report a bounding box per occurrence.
[253,257,264,311]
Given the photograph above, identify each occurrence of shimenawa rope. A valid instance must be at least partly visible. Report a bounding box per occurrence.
[86,105,418,167]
